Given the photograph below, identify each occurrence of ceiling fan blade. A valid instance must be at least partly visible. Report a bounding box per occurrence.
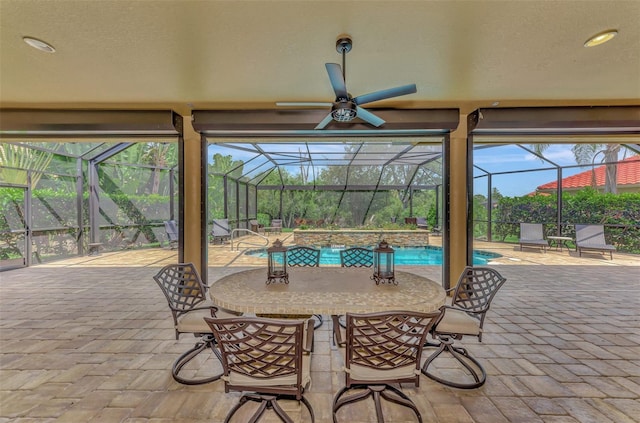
[325,63,348,99]
[356,106,385,127]
[276,102,332,107]
[314,112,334,130]
[353,83,417,106]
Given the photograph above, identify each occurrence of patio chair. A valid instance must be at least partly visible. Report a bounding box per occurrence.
[288,246,323,328]
[204,316,315,423]
[519,223,549,252]
[153,262,241,385]
[416,217,429,230]
[211,218,231,244]
[163,220,178,250]
[249,219,264,233]
[332,310,441,423]
[576,224,616,259]
[422,266,507,389]
[270,218,283,234]
[287,246,320,267]
[340,247,374,268]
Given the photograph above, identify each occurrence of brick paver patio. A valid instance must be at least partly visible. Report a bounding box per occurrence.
[1,241,639,422]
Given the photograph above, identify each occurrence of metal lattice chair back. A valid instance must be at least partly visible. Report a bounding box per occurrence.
[347,311,438,373]
[153,263,207,315]
[288,246,320,267]
[451,266,507,327]
[164,220,178,249]
[204,316,315,422]
[333,310,441,422]
[340,247,373,268]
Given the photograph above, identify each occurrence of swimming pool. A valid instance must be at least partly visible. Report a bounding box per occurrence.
[246,245,501,266]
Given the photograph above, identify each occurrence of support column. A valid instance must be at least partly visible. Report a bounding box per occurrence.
[182,118,205,276]
[448,114,469,289]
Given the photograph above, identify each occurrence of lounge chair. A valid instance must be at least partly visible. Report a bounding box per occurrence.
[519,223,549,252]
[270,218,282,234]
[211,218,231,244]
[163,220,178,250]
[249,219,264,233]
[416,217,429,230]
[576,224,616,259]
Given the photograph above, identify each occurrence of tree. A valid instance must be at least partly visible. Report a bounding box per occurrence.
[0,144,53,187]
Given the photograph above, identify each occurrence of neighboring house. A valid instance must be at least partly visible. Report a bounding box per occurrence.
[536,157,640,194]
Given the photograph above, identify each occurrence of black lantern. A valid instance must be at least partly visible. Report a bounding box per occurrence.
[372,239,396,285]
[266,239,288,284]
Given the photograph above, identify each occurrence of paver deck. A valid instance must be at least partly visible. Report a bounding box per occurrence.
[1,238,639,422]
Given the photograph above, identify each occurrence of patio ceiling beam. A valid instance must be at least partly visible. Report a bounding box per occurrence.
[0,109,182,137]
[192,109,460,137]
[468,106,640,137]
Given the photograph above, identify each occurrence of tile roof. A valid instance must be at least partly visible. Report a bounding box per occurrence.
[537,156,640,191]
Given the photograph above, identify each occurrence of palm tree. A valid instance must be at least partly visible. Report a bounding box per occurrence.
[531,143,622,194]
[0,144,53,187]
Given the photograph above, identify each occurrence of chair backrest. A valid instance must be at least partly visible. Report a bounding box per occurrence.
[212,219,230,237]
[164,220,178,242]
[344,311,440,385]
[153,263,207,327]
[204,316,307,398]
[575,224,606,246]
[249,219,261,232]
[520,223,544,240]
[271,219,283,229]
[287,246,320,267]
[340,247,374,267]
[416,217,427,225]
[451,266,507,330]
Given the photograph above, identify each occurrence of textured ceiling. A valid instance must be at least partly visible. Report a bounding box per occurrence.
[1,0,639,116]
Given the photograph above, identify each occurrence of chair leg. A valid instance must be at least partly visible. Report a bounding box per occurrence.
[333,384,421,423]
[422,336,486,389]
[172,334,223,385]
[225,393,314,423]
[313,314,324,329]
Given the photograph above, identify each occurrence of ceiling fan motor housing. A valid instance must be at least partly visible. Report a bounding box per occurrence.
[331,100,357,122]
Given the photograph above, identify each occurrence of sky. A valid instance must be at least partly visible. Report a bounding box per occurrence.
[209,142,630,198]
[473,144,586,197]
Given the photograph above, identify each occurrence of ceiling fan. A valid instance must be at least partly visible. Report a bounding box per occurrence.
[276,35,417,130]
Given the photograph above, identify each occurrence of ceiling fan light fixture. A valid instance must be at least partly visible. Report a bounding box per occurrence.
[23,36,55,53]
[331,101,357,122]
[584,30,618,47]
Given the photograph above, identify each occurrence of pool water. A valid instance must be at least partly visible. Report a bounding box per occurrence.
[246,245,501,266]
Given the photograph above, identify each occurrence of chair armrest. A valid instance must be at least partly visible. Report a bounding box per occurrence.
[304,318,315,353]
[331,315,346,347]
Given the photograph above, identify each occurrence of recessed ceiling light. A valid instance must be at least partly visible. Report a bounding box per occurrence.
[23,36,55,53]
[584,30,618,47]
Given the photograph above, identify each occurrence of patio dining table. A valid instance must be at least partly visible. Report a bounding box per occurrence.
[209,267,446,316]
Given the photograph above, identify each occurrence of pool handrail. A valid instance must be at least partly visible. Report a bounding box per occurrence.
[230,228,269,251]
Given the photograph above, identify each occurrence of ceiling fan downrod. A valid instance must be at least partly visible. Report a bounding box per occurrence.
[336,36,352,85]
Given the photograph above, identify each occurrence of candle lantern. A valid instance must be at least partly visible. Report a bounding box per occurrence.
[266,239,288,284]
[372,239,396,285]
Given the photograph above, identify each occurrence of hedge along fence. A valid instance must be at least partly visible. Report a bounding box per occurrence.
[1,188,172,256]
[491,188,640,253]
